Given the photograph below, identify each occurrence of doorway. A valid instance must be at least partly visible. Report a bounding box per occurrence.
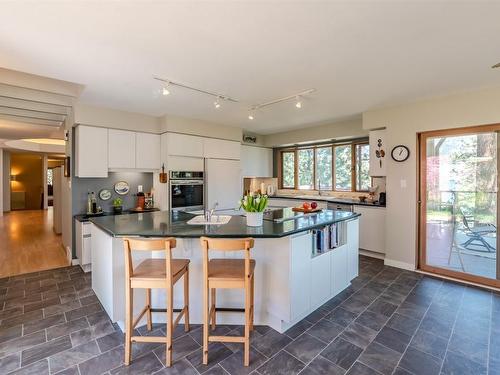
[419,124,500,287]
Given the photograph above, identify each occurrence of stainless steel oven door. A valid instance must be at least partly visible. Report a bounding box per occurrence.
[169,180,204,211]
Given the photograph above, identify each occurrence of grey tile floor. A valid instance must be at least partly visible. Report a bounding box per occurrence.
[0,256,499,374]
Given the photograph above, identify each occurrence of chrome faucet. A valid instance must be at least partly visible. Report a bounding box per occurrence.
[317,179,323,196]
[205,202,218,222]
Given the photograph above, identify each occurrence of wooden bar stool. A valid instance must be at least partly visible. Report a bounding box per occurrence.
[123,238,190,367]
[200,236,255,367]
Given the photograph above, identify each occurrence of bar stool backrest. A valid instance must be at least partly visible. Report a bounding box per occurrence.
[200,237,254,278]
[123,238,177,281]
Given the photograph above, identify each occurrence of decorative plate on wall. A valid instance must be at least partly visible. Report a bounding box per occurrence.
[114,181,130,195]
[99,189,112,201]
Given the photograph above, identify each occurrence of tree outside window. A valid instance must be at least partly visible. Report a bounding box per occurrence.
[334,145,352,191]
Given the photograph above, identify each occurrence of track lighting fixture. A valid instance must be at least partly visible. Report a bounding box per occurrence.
[162,82,171,96]
[248,111,255,120]
[295,96,302,109]
[214,97,221,109]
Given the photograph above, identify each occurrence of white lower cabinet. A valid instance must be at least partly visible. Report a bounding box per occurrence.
[311,253,332,308]
[354,206,386,254]
[290,233,311,320]
[75,220,92,272]
[331,245,349,295]
[347,219,360,280]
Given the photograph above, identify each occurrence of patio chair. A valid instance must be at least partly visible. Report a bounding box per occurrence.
[459,208,496,253]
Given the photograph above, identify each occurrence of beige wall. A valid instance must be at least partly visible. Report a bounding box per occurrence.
[263,118,367,147]
[363,85,500,269]
[74,103,160,133]
[159,114,242,142]
[10,153,43,210]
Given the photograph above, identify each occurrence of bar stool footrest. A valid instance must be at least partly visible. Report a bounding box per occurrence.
[214,307,245,313]
[150,308,183,313]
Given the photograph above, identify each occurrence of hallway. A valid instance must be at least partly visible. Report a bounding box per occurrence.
[0,209,70,278]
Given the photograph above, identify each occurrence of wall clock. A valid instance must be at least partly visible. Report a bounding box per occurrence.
[391,145,410,162]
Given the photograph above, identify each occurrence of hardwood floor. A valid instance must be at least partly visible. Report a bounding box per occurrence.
[0,208,69,278]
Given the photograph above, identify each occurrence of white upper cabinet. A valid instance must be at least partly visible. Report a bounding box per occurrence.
[203,138,240,160]
[241,145,273,177]
[75,125,108,178]
[165,133,204,158]
[369,129,387,176]
[108,129,136,169]
[136,132,160,170]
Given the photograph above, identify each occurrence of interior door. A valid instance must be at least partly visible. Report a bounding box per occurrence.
[419,125,500,287]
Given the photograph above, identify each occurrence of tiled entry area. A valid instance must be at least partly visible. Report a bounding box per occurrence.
[0,258,499,375]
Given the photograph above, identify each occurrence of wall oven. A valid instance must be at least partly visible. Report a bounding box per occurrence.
[169,171,204,212]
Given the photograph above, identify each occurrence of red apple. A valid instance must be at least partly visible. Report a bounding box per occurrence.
[311,201,318,209]
[302,202,311,210]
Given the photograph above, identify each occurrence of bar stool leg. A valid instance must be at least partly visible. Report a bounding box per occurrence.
[203,283,209,365]
[125,286,133,365]
[146,288,152,331]
[166,284,174,367]
[184,267,190,332]
[250,274,254,331]
[210,288,216,331]
[244,279,251,366]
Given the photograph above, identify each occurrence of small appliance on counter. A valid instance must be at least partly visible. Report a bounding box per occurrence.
[378,192,386,205]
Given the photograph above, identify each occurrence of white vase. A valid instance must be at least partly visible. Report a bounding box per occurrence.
[246,212,264,227]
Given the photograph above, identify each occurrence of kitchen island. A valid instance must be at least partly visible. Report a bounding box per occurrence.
[89,209,360,333]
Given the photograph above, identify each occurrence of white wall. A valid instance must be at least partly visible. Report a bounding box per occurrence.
[263,118,367,147]
[363,85,500,269]
[159,114,242,142]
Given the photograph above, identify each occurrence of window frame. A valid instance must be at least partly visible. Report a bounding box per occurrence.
[278,140,370,192]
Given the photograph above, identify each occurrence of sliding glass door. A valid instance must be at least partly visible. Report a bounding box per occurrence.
[419,125,500,287]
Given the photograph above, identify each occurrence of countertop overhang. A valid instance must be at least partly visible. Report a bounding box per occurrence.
[89,209,360,239]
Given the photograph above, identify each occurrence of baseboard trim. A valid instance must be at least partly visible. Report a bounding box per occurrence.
[71,259,80,266]
[384,258,415,271]
[359,249,385,260]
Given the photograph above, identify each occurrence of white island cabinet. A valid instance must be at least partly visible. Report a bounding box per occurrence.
[90,214,360,333]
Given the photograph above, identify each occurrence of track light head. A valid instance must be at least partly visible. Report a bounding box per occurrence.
[295,96,302,108]
[214,97,221,109]
[162,86,170,96]
[248,113,254,120]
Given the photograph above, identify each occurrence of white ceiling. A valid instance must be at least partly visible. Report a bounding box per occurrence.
[1,1,500,134]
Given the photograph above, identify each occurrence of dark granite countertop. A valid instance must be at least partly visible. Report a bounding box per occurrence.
[270,194,386,207]
[89,209,360,238]
[74,208,160,222]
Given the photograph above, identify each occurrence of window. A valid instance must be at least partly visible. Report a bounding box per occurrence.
[281,151,295,188]
[356,144,370,191]
[47,168,53,186]
[316,147,332,190]
[298,149,314,189]
[279,141,370,192]
[334,145,352,191]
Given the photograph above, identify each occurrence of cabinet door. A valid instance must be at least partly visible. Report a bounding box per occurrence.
[369,129,387,176]
[311,252,331,308]
[353,206,386,254]
[108,129,136,169]
[82,236,92,265]
[241,145,273,177]
[136,132,160,169]
[347,219,359,280]
[75,126,108,177]
[204,138,241,160]
[166,133,204,158]
[290,233,312,320]
[331,245,349,296]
